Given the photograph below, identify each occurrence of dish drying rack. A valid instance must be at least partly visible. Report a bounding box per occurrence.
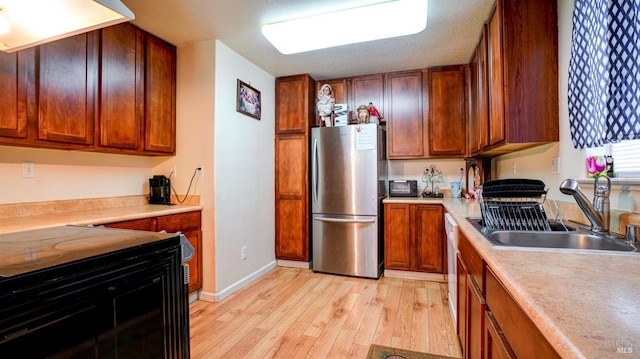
[478,179,563,231]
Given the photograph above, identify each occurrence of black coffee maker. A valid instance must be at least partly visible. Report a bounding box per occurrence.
[149,175,172,205]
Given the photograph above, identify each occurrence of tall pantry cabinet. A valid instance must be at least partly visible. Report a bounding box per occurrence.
[275,74,316,262]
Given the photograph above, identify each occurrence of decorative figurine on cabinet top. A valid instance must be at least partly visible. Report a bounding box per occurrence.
[317,84,335,127]
[356,105,370,124]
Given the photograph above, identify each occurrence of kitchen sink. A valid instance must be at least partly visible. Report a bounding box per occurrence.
[467,218,637,253]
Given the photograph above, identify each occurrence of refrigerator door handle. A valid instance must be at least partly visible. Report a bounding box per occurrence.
[312,138,319,203]
[313,216,376,224]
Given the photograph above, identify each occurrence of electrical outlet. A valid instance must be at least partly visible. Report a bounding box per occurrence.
[198,165,204,178]
[22,161,35,178]
[512,162,517,175]
[170,166,177,178]
[551,157,560,174]
[241,246,248,260]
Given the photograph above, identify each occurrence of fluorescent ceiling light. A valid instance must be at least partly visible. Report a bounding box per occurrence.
[262,0,428,55]
[0,0,134,53]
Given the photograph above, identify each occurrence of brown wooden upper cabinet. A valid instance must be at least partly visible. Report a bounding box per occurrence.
[386,70,426,158]
[0,23,176,156]
[426,66,467,157]
[99,23,144,151]
[0,49,30,140]
[143,33,177,155]
[38,31,98,147]
[468,25,489,157]
[350,74,385,122]
[320,67,467,159]
[481,0,559,156]
[276,74,315,134]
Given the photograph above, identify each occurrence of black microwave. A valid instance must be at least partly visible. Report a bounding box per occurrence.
[389,180,418,197]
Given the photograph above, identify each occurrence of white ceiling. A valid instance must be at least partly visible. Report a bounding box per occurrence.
[120,0,495,80]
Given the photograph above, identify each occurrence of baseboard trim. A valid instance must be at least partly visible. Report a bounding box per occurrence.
[198,260,277,303]
[384,269,447,282]
[277,259,311,269]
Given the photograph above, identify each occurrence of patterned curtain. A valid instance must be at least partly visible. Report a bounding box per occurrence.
[568,0,640,149]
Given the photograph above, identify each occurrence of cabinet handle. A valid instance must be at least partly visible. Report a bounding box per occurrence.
[313,216,376,224]
[312,138,319,203]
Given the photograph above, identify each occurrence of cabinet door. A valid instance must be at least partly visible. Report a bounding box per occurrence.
[350,74,384,121]
[99,23,144,151]
[275,134,309,261]
[487,1,505,146]
[386,71,425,158]
[384,203,412,270]
[467,276,486,359]
[456,254,469,357]
[414,204,443,272]
[38,31,98,145]
[157,211,202,293]
[144,33,176,154]
[0,50,29,139]
[316,78,348,104]
[484,310,516,359]
[276,74,315,134]
[427,66,467,157]
[469,27,489,156]
[181,228,202,294]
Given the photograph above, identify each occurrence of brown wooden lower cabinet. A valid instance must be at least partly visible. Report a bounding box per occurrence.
[103,210,202,294]
[484,310,516,359]
[485,267,560,359]
[457,231,560,359]
[467,276,486,359]
[456,254,468,355]
[457,231,485,359]
[384,203,443,273]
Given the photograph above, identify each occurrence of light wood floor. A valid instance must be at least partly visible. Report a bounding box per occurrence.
[189,267,462,359]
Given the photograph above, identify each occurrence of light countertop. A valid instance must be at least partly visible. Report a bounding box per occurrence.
[0,198,202,235]
[387,196,639,358]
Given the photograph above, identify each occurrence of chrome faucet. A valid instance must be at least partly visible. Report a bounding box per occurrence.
[559,176,611,233]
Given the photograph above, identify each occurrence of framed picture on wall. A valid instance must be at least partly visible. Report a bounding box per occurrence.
[236,79,261,120]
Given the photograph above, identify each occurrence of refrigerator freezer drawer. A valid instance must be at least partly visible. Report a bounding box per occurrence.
[312,215,382,278]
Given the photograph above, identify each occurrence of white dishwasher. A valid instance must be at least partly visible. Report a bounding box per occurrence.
[444,213,459,330]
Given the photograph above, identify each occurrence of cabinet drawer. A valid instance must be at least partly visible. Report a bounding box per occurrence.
[485,267,559,359]
[103,218,156,231]
[458,231,484,292]
[156,211,201,232]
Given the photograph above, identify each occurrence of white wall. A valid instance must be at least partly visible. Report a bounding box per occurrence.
[0,145,153,204]
[210,40,276,300]
[155,40,216,294]
[493,0,639,214]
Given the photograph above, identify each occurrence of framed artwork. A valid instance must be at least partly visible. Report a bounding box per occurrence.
[236,79,261,120]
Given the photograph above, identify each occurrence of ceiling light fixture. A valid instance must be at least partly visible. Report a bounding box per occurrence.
[261,0,428,55]
[0,0,134,53]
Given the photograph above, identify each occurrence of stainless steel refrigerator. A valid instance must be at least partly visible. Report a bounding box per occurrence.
[311,124,387,278]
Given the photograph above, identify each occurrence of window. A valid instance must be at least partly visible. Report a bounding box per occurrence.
[587,139,640,179]
[610,140,640,178]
